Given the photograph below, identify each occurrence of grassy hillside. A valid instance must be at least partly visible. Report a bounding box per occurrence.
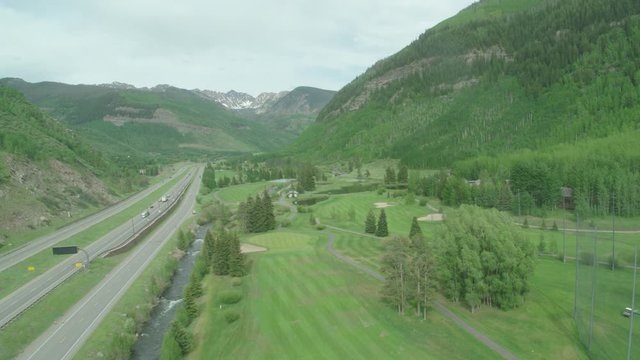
[0,86,133,237]
[0,79,294,159]
[289,0,640,167]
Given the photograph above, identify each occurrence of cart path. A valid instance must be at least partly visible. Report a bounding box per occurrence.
[325,231,519,360]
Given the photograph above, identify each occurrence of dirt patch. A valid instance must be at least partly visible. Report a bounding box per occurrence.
[241,243,267,254]
[417,213,444,222]
[374,202,395,209]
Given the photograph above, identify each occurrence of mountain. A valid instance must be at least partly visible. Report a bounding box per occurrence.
[289,0,640,167]
[231,86,336,136]
[193,89,287,112]
[0,86,125,236]
[0,78,295,159]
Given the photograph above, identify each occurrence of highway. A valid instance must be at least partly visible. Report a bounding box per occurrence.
[0,167,188,273]
[0,169,194,328]
[16,165,202,360]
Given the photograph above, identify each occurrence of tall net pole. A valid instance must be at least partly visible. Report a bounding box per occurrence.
[612,193,616,271]
[627,246,638,360]
[574,213,580,319]
[588,228,597,354]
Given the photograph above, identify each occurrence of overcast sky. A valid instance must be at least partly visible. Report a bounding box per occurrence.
[0,0,475,95]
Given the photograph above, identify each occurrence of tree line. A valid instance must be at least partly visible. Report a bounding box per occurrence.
[380,206,536,315]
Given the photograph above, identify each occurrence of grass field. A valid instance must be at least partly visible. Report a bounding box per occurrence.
[0,173,184,299]
[215,181,272,203]
[189,230,497,359]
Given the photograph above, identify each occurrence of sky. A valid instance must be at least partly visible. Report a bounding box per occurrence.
[0,0,475,95]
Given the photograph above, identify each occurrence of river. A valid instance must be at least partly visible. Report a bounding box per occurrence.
[131,225,208,359]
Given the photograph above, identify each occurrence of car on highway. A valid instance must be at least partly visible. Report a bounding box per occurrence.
[141,210,150,218]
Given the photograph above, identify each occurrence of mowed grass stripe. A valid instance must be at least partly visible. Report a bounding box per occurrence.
[258,254,303,360]
[283,252,360,360]
[279,245,387,360]
[271,253,337,360]
[271,253,326,360]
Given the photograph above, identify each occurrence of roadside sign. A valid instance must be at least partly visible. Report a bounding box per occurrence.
[52,246,78,255]
[27,266,35,272]
[75,262,83,268]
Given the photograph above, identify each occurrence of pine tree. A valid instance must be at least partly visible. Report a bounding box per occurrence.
[376,209,389,237]
[183,286,198,321]
[409,216,423,239]
[170,320,193,355]
[384,167,396,185]
[365,210,377,234]
[261,190,276,231]
[228,232,245,277]
[160,329,182,360]
[397,165,409,185]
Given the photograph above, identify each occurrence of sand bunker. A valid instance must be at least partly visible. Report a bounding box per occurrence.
[240,244,267,254]
[374,202,395,208]
[417,213,444,222]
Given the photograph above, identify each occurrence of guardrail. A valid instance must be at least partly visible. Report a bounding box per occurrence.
[102,173,194,257]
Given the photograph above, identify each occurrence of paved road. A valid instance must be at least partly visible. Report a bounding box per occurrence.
[0,170,193,328]
[0,167,187,273]
[17,166,202,360]
[325,231,519,360]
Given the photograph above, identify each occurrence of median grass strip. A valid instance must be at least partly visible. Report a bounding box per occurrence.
[0,256,122,360]
[0,173,184,300]
[189,230,496,359]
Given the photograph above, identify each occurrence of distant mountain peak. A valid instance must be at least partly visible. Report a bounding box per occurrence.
[98,81,137,90]
[192,89,288,111]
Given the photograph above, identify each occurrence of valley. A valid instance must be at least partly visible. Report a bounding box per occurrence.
[1,0,640,359]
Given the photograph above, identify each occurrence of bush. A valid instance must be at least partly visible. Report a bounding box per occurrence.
[419,197,428,206]
[315,224,326,231]
[223,309,240,323]
[231,277,242,287]
[377,187,385,195]
[280,219,291,228]
[219,290,242,305]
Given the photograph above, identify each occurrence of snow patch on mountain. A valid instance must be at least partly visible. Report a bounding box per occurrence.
[193,89,288,111]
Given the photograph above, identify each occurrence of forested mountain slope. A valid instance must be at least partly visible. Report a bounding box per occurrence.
[0,87,131,235]
[0,79,294,159]
[289,0,640,167]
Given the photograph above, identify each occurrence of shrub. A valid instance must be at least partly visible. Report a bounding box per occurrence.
[315,224,326,231]
[231,277,242,287]
[280,219,291,228]
[419,197,428,206]
[219,290,242,305]
[223,309,240,323]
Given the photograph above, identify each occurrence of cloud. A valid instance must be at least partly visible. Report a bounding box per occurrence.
[0,0,475,94]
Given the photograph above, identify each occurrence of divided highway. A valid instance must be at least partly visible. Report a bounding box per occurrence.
[0,169,194,329]
[18,165,202,360]
[0,167,187,273]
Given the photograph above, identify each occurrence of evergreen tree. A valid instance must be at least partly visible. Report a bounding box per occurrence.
[183,286,198,321]
[384,167,396,186]
[170,320,193,355]
[160,329,182,360]
[261,190,276,231]
[397,165,409,185]
[228,232,245,277]
[376,209,389,237]
[409,216,423,239]
[365,210,377,234]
